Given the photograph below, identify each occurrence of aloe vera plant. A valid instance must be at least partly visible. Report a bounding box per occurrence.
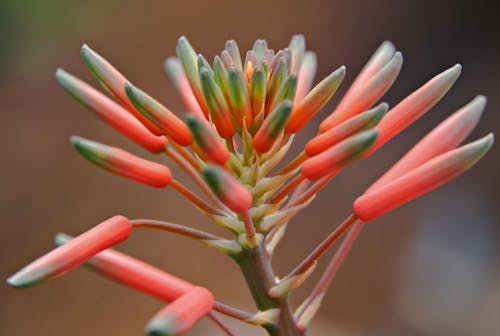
[7,35,493,336]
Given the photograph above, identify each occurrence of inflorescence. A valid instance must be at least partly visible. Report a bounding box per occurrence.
[7,35,493,336]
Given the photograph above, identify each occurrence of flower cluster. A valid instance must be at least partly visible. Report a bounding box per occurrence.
[8,35,493,336]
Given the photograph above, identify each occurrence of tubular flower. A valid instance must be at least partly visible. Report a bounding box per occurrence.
[71,136,172,188]
[146,287,214,336]
[8,216,131,288]
[8,35,493,336]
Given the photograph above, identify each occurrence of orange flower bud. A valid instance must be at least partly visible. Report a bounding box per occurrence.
[302,130,378,180]
[81,44,163,135]
[125,83,193,146]
[71,136,172,188]
[56,69,167,153]
[7,216,131,288]
[202,165,252,212]
[354,134,493,221]
[146,287,214,336]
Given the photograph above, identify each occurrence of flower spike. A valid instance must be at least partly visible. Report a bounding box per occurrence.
[354,134,494,221]
[202,165,252,213]
[71,136,172,188]
[286,66,346,133]
[55,69,167,153]
[302,130,379,180]
[125,83,193,146]
[185,113,230,165]
[7,216,131,288]
[253,100,293,154]
[146,287,214,336]
[81,44,164,135]
[366,95,486,193]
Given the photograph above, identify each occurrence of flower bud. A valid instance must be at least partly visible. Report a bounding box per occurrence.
[81,44,163,135]
[125,83,193,146]
[145,287,214,336]
[288,34,306,74]
[253,101,293,153]
[286,66,346,133]
[55,69,166,153]
[185,113,229,165]
[366,95,486,193]
[202,165,252,212]
[294,52,317,104]
[319,51,401,131]
[365,64,462,155]
[354,134,493,221]
[7,216,131,288]
[302,130,378,180]
[71,136,172,187]
[54,233,194,301]
[228,66,253,126]
[199,68,235,138]
[164,57,205,120]
[305,103,387,156]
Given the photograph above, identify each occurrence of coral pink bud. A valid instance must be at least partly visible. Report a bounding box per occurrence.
[367,95,486,193]
[176,36,210,118]
[55,69,167,153]
[302,130,379,180]
[294,52,317,104]
[54,233,194,301]
[365,64,462,155]
[71,136,172,188]
[354,134,493,221]
[286,66,345,133]
[353,41,397,88]
[125,83,193,146]
[7,216,131,288]
[253,101,292,153]
[306,103,388,156]
[185,113,230,165]
[81,44,163,135]
[146,287,214,336]
[199,68,235,138]
[319,51,402,132]
[202,165,252,212]
[164,57,205,120]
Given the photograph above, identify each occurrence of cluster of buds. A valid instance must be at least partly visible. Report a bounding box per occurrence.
[8,35,493,336]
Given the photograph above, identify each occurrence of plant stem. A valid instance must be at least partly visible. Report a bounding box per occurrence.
[286,214,357,278]
[296,220,364,322]
[207,312,237,336]
[131,219,223,241]
[170,178,220,214]
[235,242,305,336]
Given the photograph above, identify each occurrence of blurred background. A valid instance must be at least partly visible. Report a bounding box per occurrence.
[1,0,499,335]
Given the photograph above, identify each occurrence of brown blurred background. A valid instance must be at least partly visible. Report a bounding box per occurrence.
[1,0,499,335]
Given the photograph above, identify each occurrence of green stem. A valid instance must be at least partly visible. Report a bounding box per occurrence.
[234,238,305,336]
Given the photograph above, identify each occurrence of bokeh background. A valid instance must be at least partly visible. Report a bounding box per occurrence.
[1,0,499,335]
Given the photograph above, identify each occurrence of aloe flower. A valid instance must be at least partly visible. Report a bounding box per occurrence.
[8,35,493,336]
